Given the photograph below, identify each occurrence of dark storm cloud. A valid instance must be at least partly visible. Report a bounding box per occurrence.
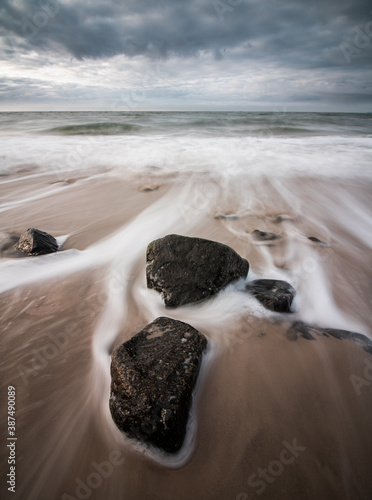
[1,0,371,111]
[1,0,371,68]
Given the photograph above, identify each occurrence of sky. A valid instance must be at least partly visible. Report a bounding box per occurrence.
[0,0,372,112]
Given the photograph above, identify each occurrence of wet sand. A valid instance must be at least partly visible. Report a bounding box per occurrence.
[1,170,372,500]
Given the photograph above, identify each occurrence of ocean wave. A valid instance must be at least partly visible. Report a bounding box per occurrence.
[252,126,317,136]
[44,122,141,135]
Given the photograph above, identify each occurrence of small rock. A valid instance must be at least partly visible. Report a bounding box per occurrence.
[308,236,327,246]
[245,279,295,313]
[214,213,239,220]
[146,234,249,307]
[138,185,160,192]
[271,214,296,223]
[15,228,58,256]
[109,317,208,454]
[251,229,282,241]
[287,321,372,355]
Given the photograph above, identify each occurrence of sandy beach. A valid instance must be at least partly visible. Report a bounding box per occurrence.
[1,163,372,499]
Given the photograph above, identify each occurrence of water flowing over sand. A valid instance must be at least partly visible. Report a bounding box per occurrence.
[1,112,372,500]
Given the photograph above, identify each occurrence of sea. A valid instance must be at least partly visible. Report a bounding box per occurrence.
[1,111,372,178]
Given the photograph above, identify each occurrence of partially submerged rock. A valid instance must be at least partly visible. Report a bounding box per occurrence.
[15,228,58,256]
[251,229,282,241]
[214,212,239,220]
[271,214,297,223]
[146,234,249,307]
[307,236,328,246]
[138,184,161,192]
[109,317,208,454]
[245,279,295,313]
[287,321,372,355]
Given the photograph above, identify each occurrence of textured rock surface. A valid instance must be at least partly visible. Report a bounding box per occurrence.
[109,317,208,454]
[246,279,295,312]
[16,228,58,256]
[287,321,372,354]
[146,234,249,307]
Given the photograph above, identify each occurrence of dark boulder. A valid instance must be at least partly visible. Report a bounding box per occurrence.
[15,228,58,256]
[245,279,295,313]
[109,317,208,454]
[251,229,282,241]
[287,321,372,355]
[146,234,249,307]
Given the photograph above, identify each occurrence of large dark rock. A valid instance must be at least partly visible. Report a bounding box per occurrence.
[15,228,58,256]
[245,279,295,313]
[146,234,249,307]
[109,317,208,454]
[287,321,372,355]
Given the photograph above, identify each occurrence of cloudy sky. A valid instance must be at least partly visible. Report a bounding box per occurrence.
[0,0,371,111]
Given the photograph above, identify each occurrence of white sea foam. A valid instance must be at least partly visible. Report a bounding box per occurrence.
[1,133,372,180]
